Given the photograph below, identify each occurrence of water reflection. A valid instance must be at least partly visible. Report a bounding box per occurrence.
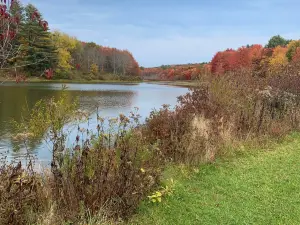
[0,82,189,165]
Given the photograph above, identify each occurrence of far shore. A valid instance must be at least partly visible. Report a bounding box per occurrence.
[0,77,142,84]
[1,77,199,87]
[145,80,199,87]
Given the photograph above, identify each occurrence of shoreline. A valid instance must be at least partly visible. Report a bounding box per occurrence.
[1,77,198,87]
[144,80,199,87]
[0,78,142,84]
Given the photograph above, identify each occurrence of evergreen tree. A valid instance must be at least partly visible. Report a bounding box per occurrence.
[9,0,25,68]
[265,35,291,48]
[19,4,57,76]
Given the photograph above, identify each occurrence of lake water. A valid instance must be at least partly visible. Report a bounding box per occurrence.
[0,82,189,166]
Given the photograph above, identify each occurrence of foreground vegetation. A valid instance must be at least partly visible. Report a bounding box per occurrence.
[2,65,300,224]
[131,133,300,225]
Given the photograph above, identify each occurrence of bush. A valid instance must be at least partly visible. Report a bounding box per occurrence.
[54,70,71,80]
[143,71,300,164]
[5,94,162,223]
[0,159,49,225]
[58,125,161,220]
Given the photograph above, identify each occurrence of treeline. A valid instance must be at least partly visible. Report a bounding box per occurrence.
[142,35,300,80]
[210,35,300,77]
[1,1,140,80]
[142,63,207,81]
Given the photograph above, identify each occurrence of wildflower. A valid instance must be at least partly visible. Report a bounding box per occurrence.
[97,116,104,123]
[13,132,34,141]
[140,168,146,173]
[119,113,126,122]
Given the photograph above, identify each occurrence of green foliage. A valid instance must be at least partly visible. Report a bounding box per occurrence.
[160,65,171,70]
[16,4,58,76]
[265,35,290,48]
[13,88,78,140]
[147,178,175,203]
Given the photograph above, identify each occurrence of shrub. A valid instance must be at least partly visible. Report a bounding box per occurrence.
[0,159,49,225]
[143,71,300,164]
[6,93,162,223]
[54,70,71,80]
[56,113,161,220]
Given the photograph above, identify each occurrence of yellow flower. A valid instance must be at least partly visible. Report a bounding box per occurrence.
[140,168,146,173]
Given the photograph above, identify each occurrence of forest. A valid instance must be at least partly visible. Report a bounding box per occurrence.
[142,35,300,80]
[0,0,140,81]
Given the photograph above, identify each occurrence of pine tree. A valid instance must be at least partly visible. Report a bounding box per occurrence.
[8,0,25,69]
[18,4,57,76]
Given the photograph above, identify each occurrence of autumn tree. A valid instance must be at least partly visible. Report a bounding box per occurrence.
[292,47,300,63]
[268,46,288,75]
[51,31,77,72]
[286,40,300,61]
[0,0,23,69]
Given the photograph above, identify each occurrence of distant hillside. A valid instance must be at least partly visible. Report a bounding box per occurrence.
[141,63,207,81]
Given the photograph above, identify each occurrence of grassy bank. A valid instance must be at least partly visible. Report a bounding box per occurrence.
[130,133,300,225]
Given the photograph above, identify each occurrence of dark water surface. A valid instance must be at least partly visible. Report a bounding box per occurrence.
[0,82,189,165]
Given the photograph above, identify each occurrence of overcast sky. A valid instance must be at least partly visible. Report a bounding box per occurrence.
[23,0,300,67]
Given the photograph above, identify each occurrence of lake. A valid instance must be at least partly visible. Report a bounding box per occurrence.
[0,82,189,166]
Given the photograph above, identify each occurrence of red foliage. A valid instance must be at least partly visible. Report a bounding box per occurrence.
[211,45,264,74]
[38,20,48,31]
[45,68,54,79]
[292,47,300,63]
[142,64,202,81]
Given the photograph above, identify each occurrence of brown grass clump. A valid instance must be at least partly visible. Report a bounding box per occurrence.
[0,160,49,225]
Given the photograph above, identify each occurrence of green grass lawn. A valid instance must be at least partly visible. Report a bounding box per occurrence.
[129,134,300,225]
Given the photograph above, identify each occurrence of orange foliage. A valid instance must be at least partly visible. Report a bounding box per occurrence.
[142,64,203,81]
[268,46,288,73]
[292,47,300,63]
[211,45,263,74]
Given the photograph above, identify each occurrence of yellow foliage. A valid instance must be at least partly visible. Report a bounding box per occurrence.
[90,63,99,75]
[52,31,79,71]
[52,31,77,50]
[287,40,300,61]
[269,46,288,73]
[147,178,175,203]
[57,48,72,71]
